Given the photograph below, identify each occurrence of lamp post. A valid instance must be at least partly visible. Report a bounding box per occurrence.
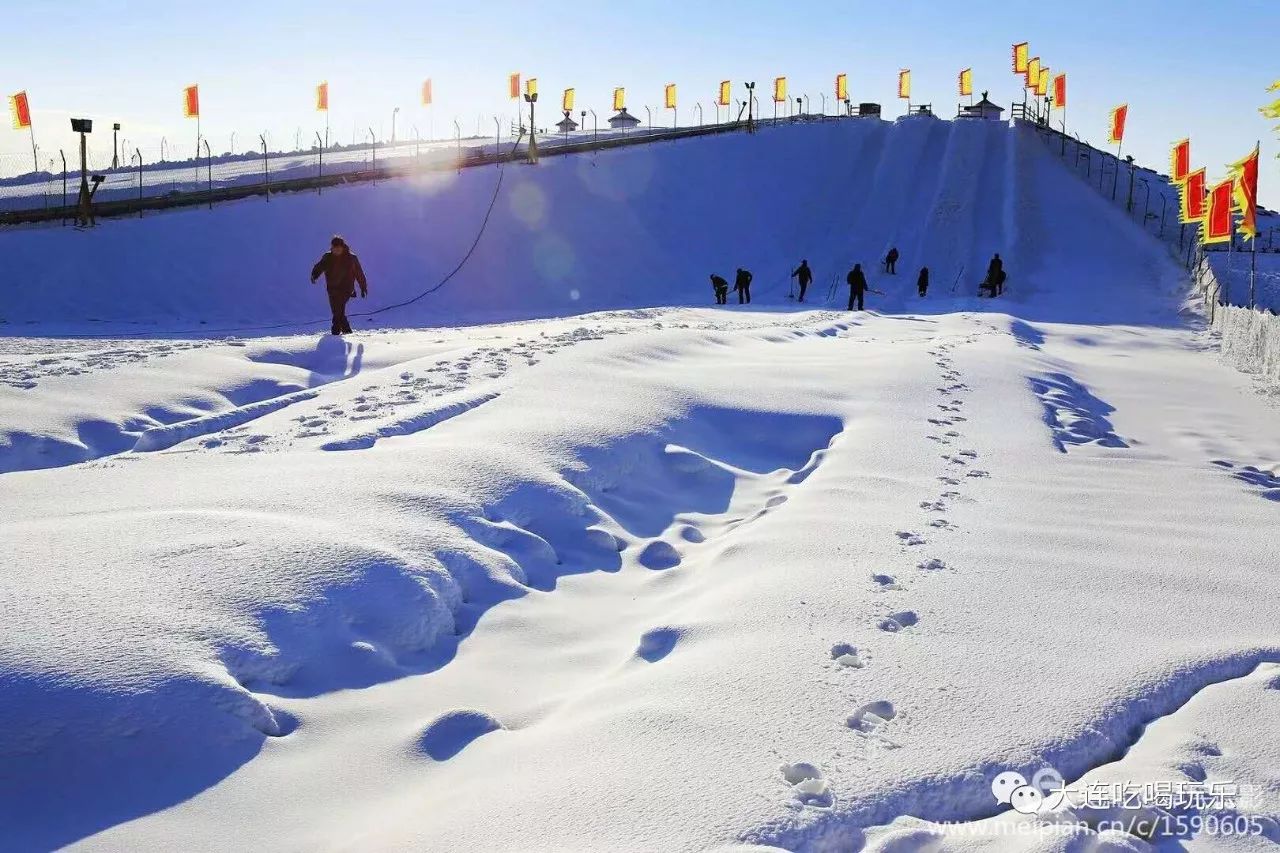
[589,108,598,142]
[820,93,826,115]
[694,102,702,126]
[494,116,501,161]
[111,123,121,169]
[745,82,756,132]
[523,91,539,163]
[644,105,652,132]
[392,107,400,145]
[230,131,236,155]
[160,136,167,162]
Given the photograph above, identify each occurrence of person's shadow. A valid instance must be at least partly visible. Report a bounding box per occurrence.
[305,335,364,389]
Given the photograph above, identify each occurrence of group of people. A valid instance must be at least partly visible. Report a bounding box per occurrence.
[709,269,754,305]
[709,248,1008,312]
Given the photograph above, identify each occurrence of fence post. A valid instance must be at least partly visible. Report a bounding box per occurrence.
[203,139,212,210]
[260,134,269,201]
[60,150,67,226]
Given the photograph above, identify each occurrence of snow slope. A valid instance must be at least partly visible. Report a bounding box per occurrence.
[2,120,1278,852]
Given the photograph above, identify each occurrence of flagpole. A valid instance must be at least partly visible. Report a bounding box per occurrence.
[27,117,38,176]
[1249,139,1259,309]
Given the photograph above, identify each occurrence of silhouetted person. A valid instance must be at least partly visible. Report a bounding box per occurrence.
[885,247,899,274]
[311,235,368,335]
[917,266,929,297]
[986,253,1005,297]
[846,263,868,311]
[710,273,729,305]
[734,268,753,304]
[791,259,813,302]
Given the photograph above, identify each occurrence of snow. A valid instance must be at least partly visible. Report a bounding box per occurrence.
[2,118,1279,852]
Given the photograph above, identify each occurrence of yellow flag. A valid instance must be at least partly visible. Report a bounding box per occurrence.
[1025,57,1040,90]
[1036,67,1050,97]
[562,88,575,112]
[613,87,625,111]
[525,77,537,99]
[773,76,787,103]
[664,83,677,110]
[718,80,731,107]
[836,73,848,101]
[958,68,972,97]
[1012,42,1029,74]
[898,69,911,100]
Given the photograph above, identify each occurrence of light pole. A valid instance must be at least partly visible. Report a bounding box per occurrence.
[694,102,703,126]
[521,92,538,163]
[230,131,236,155]
[112,123,121,169]
[160,136,167,162]
[589,108,598,141]
[644,105,652,132]
[745,82,756,132]
[820,93,826,115]
[493,116,501,161]
[392,107,400,145]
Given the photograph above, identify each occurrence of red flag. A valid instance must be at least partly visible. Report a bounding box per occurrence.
[509,73,521,100]
[9,91,31,129]
[1203,178,1234,244]
[183,84,200,119]
[1052,73,1066,109]
[1170,139,1191,184]
[1229,145,1260,241]
[1180,168,1207,224]
[421,79,433,107]
[315,81,329,112]
[1108,104,1128,145]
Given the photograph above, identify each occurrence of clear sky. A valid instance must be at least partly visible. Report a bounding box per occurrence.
[2,0,1276,206]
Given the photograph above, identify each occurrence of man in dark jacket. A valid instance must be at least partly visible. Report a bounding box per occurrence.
[986,253,1004,297]
[790,259,813,302]
[885,247,899,274]
[734,268,753,304]
[917,266,929,297]
[710,273,729,305]
[846,263,868,311]
[311,236,368,335]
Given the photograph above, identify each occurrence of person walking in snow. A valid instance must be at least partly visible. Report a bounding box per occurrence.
[917,266,929,297]
[790,259,813,302]
[985,253,1004,297]
[846,263,869,311]
[734,268,753,304]
[885,247,899,275]
[310,236,368,335]
[710,273,730,305]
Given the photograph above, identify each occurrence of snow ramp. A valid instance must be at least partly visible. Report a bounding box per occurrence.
[0,116,1177,333]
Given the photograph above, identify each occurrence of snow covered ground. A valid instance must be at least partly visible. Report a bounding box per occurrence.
[2,119,1278,852]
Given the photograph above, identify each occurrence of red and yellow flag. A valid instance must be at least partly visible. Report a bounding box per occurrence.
[958,68,972,98]
[774,76,787,103]
[1036,66,1050,97]
[509,73,521,100]
[1180,168,1207,224]
[1024,57,1040,90]
[1203,177,1235,244]
[835,73,848,102]
[664,83,677,110]
[315,81,329,112]
[1012,42,1029,74]
[1228,144,1260,241]
[1108,104,1128,145]
[1052,73,1067,109]
[9,91,31,129]
[183,84,200,119]
[1170,139,1191,184]
[898,69,911,99]
[525,78,537,99]
[718,80,731,107]
[421,79,433,107]
[613,87,625,111]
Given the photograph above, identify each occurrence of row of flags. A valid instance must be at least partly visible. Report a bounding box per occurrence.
[1011,42,1067,108]
[1170,137,1261,244]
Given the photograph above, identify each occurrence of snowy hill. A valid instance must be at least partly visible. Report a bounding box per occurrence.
[2,119,1278,852]
[2,117,1178,332]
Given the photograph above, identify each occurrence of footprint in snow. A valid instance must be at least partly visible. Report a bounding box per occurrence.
[919,499,947,512]
[780,762,833,807]
[636,627,682,662]
[847,700,897,733]
[918,558,948,571]
[958,449,978,458]
[871,573,901,590]
[878,611,919,632]
[896,531,926,546]
[417,709,504,761]
[830,642,864,668]
[938,476,962,486]
[966,469,990,478]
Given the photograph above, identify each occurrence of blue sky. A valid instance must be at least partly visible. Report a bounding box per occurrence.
[2,0,1277,205]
